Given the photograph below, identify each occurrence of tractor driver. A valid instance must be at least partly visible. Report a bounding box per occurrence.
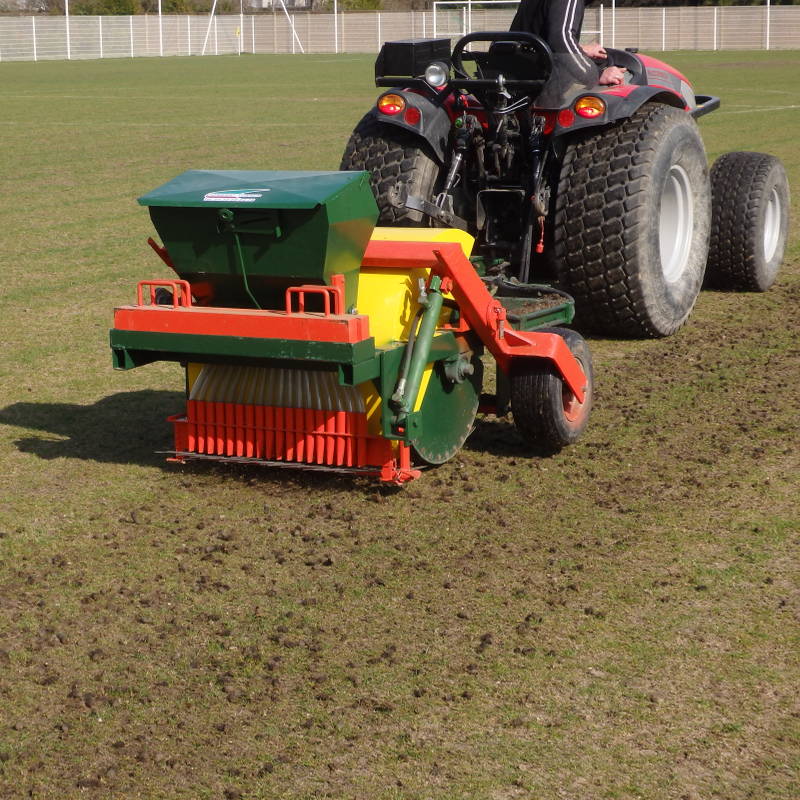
[510,0,626,87]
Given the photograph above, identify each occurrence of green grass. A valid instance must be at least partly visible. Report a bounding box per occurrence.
[0,51,799,799]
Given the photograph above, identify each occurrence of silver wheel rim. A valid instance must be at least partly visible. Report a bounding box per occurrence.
[659,165,694,284]
[763,187,781,263]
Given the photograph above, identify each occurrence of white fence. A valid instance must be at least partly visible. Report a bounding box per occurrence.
[0,5,798,62]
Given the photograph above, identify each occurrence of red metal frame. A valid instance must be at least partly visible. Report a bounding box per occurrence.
[114,305,371,344]
[285,273,345,316]
[362,240,588,403]
[136,279,192,308]
[116,273,368,345]
[147,237,176,270]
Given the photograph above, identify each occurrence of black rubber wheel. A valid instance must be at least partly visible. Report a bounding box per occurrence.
[340,114,442,226]
[553,103,711,338]
[510,327,592,453]
[705,152,789,292]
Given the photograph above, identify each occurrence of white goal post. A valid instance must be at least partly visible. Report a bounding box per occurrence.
[432,0,601,45]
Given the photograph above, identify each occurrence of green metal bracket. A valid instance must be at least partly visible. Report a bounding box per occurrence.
[110,329,377,374]
[377,331,461,442]
[390,275,445,431]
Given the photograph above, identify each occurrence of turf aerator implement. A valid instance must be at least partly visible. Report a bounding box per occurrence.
[110,169,592,483]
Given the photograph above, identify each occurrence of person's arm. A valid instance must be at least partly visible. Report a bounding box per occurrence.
[543,0,599,85]
[581,41,607,61]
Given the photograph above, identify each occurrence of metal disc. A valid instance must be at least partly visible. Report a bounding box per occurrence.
[411,357,482,465]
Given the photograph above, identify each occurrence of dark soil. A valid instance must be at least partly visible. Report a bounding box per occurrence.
[501,292,568,317]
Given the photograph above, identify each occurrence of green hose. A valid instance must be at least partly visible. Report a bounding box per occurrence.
[232,231,262,310]
[392,275,444,427]
[218,208,262,310]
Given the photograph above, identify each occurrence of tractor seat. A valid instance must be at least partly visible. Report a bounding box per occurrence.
[476,39,550,82]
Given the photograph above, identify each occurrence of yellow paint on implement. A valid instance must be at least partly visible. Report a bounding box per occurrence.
[187,362,203,394]
[357,229,475,429]
[369,227,475,258]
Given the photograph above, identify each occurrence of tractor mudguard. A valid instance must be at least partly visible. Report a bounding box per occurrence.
[369,90,452,164]
[551,85,690,137]
[600,85,689,121]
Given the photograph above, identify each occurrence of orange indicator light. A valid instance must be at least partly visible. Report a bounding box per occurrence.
[377,93,406,115]
[574,96,606,119]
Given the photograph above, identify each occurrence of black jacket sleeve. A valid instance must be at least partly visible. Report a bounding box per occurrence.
[511,0,600,86]
[543,0,599,85]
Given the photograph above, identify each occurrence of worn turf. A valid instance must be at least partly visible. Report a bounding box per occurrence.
[0,50,798,799]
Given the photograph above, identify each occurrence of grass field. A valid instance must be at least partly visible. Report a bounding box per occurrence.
[0,50,798,799]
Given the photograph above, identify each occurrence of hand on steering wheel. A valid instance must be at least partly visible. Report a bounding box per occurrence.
[599,66,626,86]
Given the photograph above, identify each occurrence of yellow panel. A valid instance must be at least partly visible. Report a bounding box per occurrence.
[356,259,449,429]
[186,362,204,394]
[356,267,430,348]
[369,227,475,258]
[358,381,384,435]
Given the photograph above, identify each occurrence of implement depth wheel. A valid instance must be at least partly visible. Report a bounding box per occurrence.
[705,152,789,292]
[510,327,592,454]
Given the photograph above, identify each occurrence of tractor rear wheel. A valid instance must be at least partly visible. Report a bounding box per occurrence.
[340,114,442,226]
[553,103,711,337]
[510,327,592,453]
[705,152,789,292]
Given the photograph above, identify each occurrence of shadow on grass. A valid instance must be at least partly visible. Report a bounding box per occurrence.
[0,391,404,493]
[465,417,548,458]
[0,390,184,467]
[0,392,548,487]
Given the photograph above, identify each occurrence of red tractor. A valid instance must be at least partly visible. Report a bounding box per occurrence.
[342,32,790,338]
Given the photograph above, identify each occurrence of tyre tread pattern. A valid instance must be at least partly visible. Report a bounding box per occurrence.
[554,103,699,337]
[340,114,438,226]
[511,328,592,453]
[706,151,784,291]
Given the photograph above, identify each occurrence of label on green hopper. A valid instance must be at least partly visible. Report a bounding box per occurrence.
[203,188,272,203]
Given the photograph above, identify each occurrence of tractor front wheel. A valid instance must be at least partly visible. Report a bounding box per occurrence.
[553,103,711,337]
[510,327,593,453]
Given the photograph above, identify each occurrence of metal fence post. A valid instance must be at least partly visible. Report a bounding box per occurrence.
[713,6,718,52]
[662,7,665,51]
[32,16,37,62]
[611,0,615,49]
[599,4,604,47]
[99,15,103,58]
[65,0,71,60]
[766,0,771,50]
